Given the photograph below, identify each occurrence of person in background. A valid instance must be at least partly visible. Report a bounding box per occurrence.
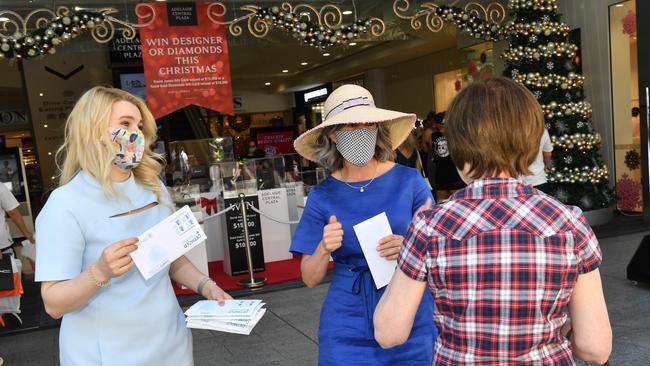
[419,111,436,156]
[395,133,422,172]
[291,85,437,365]
[0,181,35,260]
[520,128,553,193]
[0,161,14,182]
[35,86,232,366]
[374,77,611,365]
[245,137,266,159]
[430,112,465,201]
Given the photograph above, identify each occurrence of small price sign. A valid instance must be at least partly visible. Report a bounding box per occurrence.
[223,195,265,275]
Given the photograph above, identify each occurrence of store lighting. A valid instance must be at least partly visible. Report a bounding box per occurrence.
[282,69,289,73]
[39,92,44,96]
[43,124,48,128]
[300,61,308,66]
[349,42,357,46]
[265,82,271,86]
[48,152,52,155]
[615,4,623,7]
[304,87,328,102]
[323,53,331,57]
[342,10,353,15]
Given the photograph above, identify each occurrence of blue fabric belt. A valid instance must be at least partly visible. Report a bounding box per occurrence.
[333,262,381,340]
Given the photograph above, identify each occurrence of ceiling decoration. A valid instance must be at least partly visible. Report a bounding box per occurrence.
[0,5,153,61]
[0,1,511,61]
[0,2,388,62]
[210,2,385,49]
[392,0,507,36]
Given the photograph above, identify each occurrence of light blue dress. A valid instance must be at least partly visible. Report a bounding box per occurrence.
[291,164,437,365]
[35,171,193,366]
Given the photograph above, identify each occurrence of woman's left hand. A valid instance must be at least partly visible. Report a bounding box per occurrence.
[377,234,405,261]
[202,281,233,305]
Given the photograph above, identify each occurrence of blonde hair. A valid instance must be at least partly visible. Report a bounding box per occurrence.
[445,77,544,179]
[56,86,165,200]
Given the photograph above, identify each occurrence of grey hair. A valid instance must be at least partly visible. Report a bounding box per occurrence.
[311,123,395,172]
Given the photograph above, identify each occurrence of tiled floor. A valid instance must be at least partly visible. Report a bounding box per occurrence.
[2,231,650,365]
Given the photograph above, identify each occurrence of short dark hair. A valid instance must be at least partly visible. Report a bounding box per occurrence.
[434,112,445,125]
[445,77,544,179]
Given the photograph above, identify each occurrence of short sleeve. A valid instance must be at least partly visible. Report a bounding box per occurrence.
[542,129,553,152]
[0,183,19,212]
[290,189,327,255]
[398,212,431,282]
[411,170,435,215]
[35,190,86,281]
[571,207,602,274]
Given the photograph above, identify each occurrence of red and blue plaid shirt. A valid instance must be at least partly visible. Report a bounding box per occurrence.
[399,178,602,366]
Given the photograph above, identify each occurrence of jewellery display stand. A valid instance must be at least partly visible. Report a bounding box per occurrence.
[168,144,317,284]
[254,155,300,263]
[168,137,235,276]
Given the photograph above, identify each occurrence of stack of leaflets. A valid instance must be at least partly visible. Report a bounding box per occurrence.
[185,299,266,335]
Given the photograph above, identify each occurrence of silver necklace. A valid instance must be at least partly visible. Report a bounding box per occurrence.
[341,163,379,193]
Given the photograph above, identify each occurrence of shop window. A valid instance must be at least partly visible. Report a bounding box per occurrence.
[433,42,494,113]
[609,0,642,212]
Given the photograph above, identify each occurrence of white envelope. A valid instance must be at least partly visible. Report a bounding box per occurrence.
[186,308,266,335]
[353,212,397,289]
[185,299,264,318]
[130,205,207,280]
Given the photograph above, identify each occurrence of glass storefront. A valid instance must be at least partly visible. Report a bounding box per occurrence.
[610,0,642,212]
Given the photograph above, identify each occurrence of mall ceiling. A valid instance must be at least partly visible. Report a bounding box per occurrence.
[0,0,462,92]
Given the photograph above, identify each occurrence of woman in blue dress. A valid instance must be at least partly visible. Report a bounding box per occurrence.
[35,86,231,366]
[291,85,437,365]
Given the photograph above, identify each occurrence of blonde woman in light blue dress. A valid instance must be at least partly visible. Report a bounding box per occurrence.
[35,86,231,366]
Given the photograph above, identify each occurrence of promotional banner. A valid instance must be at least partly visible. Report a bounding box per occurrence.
[138,2,233,118]
[255,128,296,156]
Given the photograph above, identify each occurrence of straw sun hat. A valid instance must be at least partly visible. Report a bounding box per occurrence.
[293,84,416,163]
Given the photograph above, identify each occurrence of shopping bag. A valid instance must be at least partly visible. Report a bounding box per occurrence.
[0,255,22,315]
[0,255,14,291]
[0,255,22,297]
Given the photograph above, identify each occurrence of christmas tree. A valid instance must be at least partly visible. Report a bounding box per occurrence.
[434,0,614,211]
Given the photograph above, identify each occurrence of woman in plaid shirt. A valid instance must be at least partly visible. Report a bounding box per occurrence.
[374,77,611,365]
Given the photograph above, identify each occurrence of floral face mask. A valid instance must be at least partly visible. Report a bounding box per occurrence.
[110,128,145,170]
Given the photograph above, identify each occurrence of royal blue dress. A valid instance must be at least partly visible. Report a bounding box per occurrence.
[291,164,437,365]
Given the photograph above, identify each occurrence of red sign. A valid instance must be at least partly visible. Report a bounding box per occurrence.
[138,2,233,119]
[256,130,295,156]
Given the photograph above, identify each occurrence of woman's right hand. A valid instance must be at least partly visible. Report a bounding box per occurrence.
[95,238,139,280]
[320,215,343,253]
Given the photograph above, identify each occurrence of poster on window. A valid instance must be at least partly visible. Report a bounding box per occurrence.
[138,2,234,118]
[254,127,296,156]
